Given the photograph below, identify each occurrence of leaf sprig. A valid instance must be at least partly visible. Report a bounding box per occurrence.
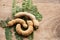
[0,18,12,40]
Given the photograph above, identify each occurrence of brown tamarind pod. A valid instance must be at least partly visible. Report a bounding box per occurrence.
[15,12,39,28]
[7,18,27,28]
[16,20,33,36]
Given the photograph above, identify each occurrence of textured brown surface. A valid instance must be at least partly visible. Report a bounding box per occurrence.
[0,0,60,40]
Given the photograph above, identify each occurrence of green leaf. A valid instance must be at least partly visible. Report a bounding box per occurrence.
[12,0,16,18]
[28,6,42,21]
[5,27,12,40]
[5,18,11,23]
[0,19,7,28]
[22,0,42,21]
[0,18,12,40]
[5,18,12,40]
[12,0,16,8]
[0,18,11,28]
[16,6,22,12]
[28,32,34,40]
[22,0,32,11]
[15,32,23,40]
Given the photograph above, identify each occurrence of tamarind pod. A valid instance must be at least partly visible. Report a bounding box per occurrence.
[14,12,39,28]
[7,18,27,28]
[16,20,33,36]
[15,12,36,19]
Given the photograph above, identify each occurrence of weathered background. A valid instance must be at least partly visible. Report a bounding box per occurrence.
[0,0,60,40]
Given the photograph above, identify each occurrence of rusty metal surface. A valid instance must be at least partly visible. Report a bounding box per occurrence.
[0,0,60,40]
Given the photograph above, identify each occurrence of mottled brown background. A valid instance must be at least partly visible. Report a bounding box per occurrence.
[0,0,60,40]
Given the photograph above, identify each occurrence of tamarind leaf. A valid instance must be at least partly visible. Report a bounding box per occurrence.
[0,20,6,28]
[30,6,42,21]
[5,18,12,40]
[22,0,42,21]
[28,32,34,40]
[16,6,22,12]
[22,0,32,11]
[5,18,11,23]
[12,0,16,18]
[12,0,16,8]
[22,0,27,11]
[12,8,16,17]
[5,27,12,40]
[0,18,12,40]
[15,32,23,40]
[0,18,11,28]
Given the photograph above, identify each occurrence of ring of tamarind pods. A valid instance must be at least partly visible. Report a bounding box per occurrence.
[14,12,39,28]
[16,20,33,36]
[7,18,27,28]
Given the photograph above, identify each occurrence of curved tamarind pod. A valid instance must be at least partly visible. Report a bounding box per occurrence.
[7,18,27,28]
[14,12,39,28]
[16,20,33,36]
